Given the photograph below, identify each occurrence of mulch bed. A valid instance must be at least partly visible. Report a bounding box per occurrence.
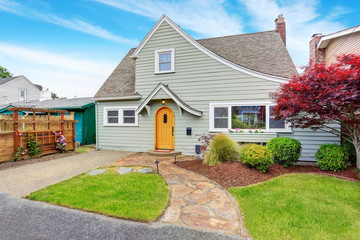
[0,151,79,171]
[176,160,360,188]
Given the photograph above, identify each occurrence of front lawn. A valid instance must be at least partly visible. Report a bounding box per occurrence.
[228,174,360,240]
[27,167,169,222]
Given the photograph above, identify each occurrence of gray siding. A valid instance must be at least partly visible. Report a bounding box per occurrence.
[96,21,340,161]
[0,76,40,104]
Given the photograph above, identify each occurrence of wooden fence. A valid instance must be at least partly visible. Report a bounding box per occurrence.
[0,107,77,163]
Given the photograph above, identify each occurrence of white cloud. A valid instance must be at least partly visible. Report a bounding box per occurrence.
[0,0,20,14]
[0,43,117,98]
[94,0,243,37]
[0,43,114,75]
[237,0,346,68]
[0,0,138,45]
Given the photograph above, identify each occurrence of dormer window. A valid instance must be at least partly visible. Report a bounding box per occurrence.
[155,48,175,74]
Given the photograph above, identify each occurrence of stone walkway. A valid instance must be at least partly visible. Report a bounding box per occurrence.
[113,153,248,237]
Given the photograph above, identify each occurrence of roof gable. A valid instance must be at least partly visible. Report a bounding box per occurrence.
[130,14,295,83]
[0,75,41,93]
[95,15,299,99]
[136,83,202,116]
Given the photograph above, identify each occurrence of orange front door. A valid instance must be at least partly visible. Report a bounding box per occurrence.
[155,107,175,150]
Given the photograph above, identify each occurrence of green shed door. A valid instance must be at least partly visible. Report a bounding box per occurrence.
[83,105,96,145]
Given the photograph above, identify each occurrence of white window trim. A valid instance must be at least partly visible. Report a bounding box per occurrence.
[103,106,138,126]
[155,48,175,74]
[19,89,27,101]
[209,102,291,133]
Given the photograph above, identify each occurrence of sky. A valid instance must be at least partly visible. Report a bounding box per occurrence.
[0,0,359,98]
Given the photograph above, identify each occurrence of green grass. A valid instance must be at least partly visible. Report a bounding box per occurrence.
[228,174,360,240]
[75,147,94,153]
[27,168,169,222]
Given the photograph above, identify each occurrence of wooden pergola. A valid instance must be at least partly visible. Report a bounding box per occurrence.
[7,107,68,113]
[6,107,76,152]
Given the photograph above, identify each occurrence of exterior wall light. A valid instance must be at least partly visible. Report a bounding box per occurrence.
[162,99,165,105]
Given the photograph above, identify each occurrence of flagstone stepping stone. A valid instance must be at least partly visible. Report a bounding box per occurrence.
[137,168,154,174]
[117,167,133,174]
[87,169,106,175]
[113,153,245,236]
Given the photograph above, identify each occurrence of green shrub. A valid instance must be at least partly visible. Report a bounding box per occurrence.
[240,144,273,172]
[342,140,356,166]
[204,134,241,166]
[27,134,42,157]
[267,137,302,167]
[316,144,348,172]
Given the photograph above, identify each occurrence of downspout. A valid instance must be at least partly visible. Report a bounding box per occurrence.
[94,100,99,151]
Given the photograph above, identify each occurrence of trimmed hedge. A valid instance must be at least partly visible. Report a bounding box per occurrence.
[204,133,241,166]
[316,144,348,172]
[267,137,302,167]
[240,144,273,173]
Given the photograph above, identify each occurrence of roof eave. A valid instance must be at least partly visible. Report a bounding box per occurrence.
[94,95,142,102]
[317,25,360,49]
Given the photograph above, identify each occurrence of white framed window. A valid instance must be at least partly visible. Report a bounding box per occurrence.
[155,48,175,74]
[209,102,291,132]
[19,89,27,101]
[104,106,138,126]
[268,106,286,130]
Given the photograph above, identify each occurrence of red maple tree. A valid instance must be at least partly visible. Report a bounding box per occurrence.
[271,54,360,168]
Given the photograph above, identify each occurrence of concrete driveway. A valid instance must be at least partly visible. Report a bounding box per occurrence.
[0,150,134,197]
[0,193,241,240]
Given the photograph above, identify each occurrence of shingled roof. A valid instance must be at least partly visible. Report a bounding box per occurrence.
[197,30,297,78]
[94,48,137,98]
[1,97,94,110]
[0,76,20,86]
[95,30,297,99]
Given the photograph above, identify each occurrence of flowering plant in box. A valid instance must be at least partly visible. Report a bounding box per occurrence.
[55,132,67,153]
[14,146,27,161]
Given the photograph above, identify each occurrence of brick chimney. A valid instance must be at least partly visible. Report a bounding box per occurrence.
[309,33,326,66]
[275,14,286,46]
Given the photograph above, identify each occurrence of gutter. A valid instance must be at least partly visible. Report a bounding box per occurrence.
[95,101,99,150]
[93,95,142,101]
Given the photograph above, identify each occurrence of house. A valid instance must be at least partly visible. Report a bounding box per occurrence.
[0,97,96,145]
[310,25,360,65]
[0,75,41,105]
[94,14,340,161]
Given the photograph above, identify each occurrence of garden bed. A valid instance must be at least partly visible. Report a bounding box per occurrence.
[176,159,360,188]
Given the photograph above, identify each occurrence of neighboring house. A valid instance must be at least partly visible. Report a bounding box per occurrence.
[0,75,41,104]
[0,97,96,145]
[94,14,340,161]
[310,25,360,65]
[37,86,54,101]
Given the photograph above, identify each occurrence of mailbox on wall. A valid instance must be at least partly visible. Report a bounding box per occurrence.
[186,127,192,135]
[195,145,200,154]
